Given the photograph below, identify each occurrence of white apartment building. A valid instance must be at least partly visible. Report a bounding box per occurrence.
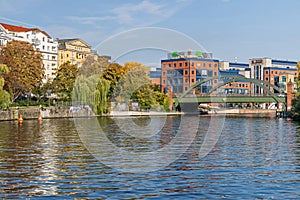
[0,22,58,82]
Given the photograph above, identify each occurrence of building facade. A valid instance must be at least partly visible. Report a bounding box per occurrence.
[263,67,298,93]
[249,58,298,94]
[149,67,161,85]
[58,38,92,68]
[0,22,58,82]
[161,51,219,95]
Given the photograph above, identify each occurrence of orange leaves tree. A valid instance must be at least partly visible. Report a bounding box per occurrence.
[0,40,44,102]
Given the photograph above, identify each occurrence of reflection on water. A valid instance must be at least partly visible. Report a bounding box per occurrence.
[0,116,299,199]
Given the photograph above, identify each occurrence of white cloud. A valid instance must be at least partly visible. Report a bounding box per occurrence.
[66,16,116,25]
[112,0,165,24]
[66,0,193,27]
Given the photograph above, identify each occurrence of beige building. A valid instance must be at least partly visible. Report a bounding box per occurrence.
[58,38,92,67]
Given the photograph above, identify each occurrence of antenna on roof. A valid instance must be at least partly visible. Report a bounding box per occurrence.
[234,57,238,63]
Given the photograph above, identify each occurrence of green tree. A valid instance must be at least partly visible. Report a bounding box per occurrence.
[0,64,10,109]
[52,62,78,101]
[131,83,155,110]
[0,40,43,102]
[292,96,300,120]
[94,78,110,115]
[73,75,98,107]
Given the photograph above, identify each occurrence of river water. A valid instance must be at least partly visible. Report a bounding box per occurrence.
[0,115,299,199]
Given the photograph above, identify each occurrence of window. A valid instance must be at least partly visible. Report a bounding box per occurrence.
[163,72,166,76]
[192,79,195,83]
[214,64,217,68]
[185,62,187,66]
[179,63,182,67]
[214,72,217,76]
[197,63,201,67]
[275,71,277,74]
[191,62,194,66]
[174,63,176,68]
[209,64,211,67]
[266,77,269,81]
[42,45,45,50]
[282,76,286,82]
[169,64,171,67]
[163,80,166,84]
[266,71,269,74]
[192,70,195,75]
[185,79,188,83]
[185,70,188,75]
[42,37,45,42]
[203,63,206,67]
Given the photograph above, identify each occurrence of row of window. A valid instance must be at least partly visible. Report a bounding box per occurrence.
[162,62,218,68]
[162,78,218,85]
[163,69,217,76]
[226,83,248,88]
[60,53,87,59]
[41,45,56,52]
[43,55,56,61]
[265,70,297,76]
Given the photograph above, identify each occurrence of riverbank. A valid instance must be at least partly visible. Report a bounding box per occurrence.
[0,106,279,121]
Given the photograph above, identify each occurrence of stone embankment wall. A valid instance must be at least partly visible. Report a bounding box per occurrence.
[0,106,95,121]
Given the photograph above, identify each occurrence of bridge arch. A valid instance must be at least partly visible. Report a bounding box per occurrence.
[178,75,286,104]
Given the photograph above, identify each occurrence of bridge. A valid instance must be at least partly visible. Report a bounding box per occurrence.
[172,74,290,110]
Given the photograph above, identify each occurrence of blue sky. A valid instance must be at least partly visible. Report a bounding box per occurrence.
[1,0,300,64]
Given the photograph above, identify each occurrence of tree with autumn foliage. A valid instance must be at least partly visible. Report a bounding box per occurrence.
[114,62,151,102]
[101,63,126,98]
[0,40,44,102]
[52,62,78,101]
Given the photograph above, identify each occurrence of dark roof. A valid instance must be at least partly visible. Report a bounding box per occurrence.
[264,67,296,71]
[272,59,297,66]
[58,38,91,48]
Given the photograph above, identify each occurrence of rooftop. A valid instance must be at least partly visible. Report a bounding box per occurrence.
[0,22,51,38]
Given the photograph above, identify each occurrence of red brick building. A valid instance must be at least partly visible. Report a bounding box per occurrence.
[161,57,219,95]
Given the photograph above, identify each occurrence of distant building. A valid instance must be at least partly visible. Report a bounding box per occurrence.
[161,51,219,95]
[263,67,297,93]
[218,61,251,95]
[149,67,161,85]
[219,61,251,78]
[249,58,298,94]
[0,22,58,82]
[58,38,92,68]
[218,70,251,95]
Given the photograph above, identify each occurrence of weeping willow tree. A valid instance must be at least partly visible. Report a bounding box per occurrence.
[73,75,98,107]
[94,78,110,115]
